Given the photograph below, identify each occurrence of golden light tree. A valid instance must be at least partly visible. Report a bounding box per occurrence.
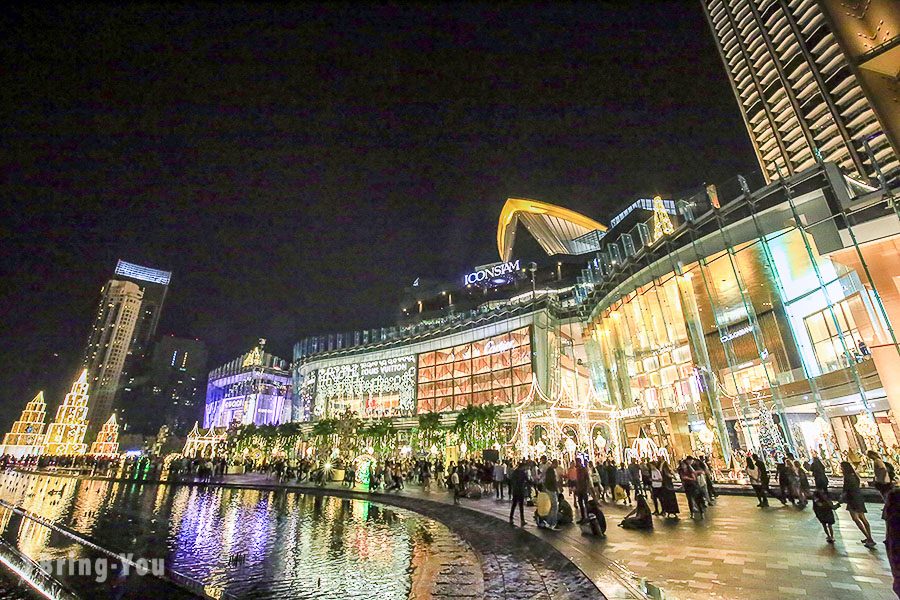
[652,195,674,241]
[44,370,91,456]
[89,413,120,456]
[0,392,48,458]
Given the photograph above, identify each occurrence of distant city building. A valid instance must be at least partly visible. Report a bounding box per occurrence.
[81,279,144,431]
[204,341,291,428]
[127,336,208,435]
[82,260,172,433]
[0,392,47,458]
[701,0,898,185]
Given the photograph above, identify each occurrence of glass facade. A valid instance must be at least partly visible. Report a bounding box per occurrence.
[583,165,900,467]
[416,327,532,413]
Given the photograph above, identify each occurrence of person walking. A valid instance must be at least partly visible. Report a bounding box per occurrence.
[884,487,900,598]
[776,458,793,505]
[616,463,633,505]
[659,460,680,519]
[649,459,664,514]
[575,461,591,521]
[868,450,895,500]
[747,455,768,507]
[628,458,643,496]
[812,488,840,544]
[810,453,829,492]
[796,460,810,508]
[597,460,609,502]
[493,460,507,501]
[841,461,876,548]
[509,462,528,526]
[451,467,461,505]
[753,454,772,504]
[678,458,700,518]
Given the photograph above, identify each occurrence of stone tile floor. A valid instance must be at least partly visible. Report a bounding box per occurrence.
[417,487,894,600]
[228,476,893,600]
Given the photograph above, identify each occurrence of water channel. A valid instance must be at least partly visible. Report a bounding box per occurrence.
[0,471,477,599]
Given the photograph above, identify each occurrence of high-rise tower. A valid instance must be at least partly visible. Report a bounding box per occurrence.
[700,0,899,185]
[112,260,172,359]
[82,279,144,430]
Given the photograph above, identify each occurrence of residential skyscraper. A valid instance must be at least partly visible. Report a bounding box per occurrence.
[700,0,899,185]
[82,279,144,431]
[82,260,171,433]
[112,259,172,359]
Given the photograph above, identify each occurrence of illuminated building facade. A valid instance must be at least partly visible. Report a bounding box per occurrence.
[576,163,900,463]
[701,0,899,186]
[290,199,667,456]
[204,342,292,428]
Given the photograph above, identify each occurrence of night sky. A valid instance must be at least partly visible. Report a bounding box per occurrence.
[0,3,757,422]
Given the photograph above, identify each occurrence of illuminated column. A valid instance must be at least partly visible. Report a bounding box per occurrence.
[0,392,48,458]
[89,413,120,456]
[44,370,91,456]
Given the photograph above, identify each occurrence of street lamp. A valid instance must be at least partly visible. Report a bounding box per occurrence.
[527,262,537,301]
[441,290,452,306]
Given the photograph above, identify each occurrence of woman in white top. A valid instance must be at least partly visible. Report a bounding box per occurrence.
[746,455,765,507]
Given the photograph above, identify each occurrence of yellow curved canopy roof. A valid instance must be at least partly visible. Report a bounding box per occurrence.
[497,198,607,261]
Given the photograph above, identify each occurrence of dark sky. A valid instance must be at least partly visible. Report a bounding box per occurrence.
[0,2,757,422]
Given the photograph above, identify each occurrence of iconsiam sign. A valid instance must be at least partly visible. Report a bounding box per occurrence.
[464,260,521,285]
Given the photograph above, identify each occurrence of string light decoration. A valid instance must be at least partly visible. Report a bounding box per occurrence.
[511,379,616,459]
[0,391,48,458]
[44,370,91,456]
[89,413,120,456]
[652,195,674,241]
[755,397,785,461]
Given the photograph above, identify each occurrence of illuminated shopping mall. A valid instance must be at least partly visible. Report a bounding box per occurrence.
[210,162,900,467]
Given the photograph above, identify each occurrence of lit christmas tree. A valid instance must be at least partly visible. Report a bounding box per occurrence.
[755,397,785,461]
[0,391,48,458]
[652,195,674,241]
[44,370,90,456]
[89,413,119,456]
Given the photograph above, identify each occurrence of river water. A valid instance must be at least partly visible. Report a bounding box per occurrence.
[0,471,474,599]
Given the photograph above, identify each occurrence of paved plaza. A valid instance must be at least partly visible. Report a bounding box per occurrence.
[220,474,894,600]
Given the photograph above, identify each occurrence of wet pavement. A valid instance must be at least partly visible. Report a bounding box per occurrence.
[219,474,894,600]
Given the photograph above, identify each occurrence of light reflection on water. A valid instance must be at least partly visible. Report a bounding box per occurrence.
[0,472,458,599]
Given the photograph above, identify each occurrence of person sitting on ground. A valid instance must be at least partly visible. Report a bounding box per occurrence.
[557,492,574,525]
[580,498,607,537]
[619,493,653,530]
